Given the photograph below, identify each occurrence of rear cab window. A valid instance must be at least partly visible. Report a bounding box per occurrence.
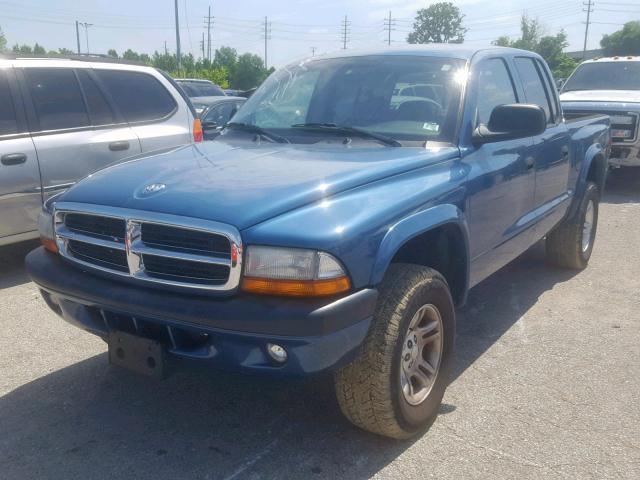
[514,57,554,124]
[0,69,19,136]
[95,70,177,123]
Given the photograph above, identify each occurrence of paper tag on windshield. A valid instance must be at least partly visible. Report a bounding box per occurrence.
[423,122,440,133]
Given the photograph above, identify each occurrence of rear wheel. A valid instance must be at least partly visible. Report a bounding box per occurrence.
[546,181,599,269]
[334,264,455,439]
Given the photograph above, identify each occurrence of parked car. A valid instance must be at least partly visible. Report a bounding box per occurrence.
[560,56,640,167]
[223,89,242,96]
[28,46,609,439]
[197,96,246,139]
[0,56,199,246]
[175,78,225,98]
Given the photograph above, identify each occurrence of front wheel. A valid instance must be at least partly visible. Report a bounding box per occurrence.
[334,264,455,439]
[546,181,599,269]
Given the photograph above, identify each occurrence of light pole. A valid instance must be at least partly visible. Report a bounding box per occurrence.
[79,22,93,54]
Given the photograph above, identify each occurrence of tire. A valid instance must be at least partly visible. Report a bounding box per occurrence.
[334,263,456,439]
[546,181,599,269]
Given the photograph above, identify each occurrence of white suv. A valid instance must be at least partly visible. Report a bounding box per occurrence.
[0,56,200,246]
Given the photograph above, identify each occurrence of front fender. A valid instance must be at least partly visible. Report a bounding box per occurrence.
[369,204,470,288]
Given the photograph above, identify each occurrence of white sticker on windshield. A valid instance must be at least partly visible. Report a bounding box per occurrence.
[423,122,440,132]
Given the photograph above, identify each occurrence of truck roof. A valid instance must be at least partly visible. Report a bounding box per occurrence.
[308,45,539,62]
[582,56,640,63]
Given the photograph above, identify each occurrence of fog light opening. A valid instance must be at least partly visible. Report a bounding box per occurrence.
[266,343,288,363]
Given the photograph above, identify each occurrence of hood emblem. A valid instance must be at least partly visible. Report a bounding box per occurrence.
[140,183,166,197]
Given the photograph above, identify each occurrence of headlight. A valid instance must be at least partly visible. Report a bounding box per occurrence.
[241,246,351,297]
[38,194,61,253]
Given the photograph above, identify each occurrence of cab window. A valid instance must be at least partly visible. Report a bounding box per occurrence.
[475,58,518,125]
[514,57,554,124]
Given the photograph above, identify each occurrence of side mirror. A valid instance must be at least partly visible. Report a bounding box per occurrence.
[201,120,219,131]
[472,104,546,145]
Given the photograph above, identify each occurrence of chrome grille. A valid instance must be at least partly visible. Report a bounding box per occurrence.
[564,110,639,143]
[53,203,242,292]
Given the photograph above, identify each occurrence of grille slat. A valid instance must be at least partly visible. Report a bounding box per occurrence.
[142,254,230,285]
[57,208,239,291]
[141,223,230,256]
[67,239,128,272]
[65,213,126,242]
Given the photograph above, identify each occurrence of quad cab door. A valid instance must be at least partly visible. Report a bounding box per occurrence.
[513,56,571,234]
[464,57,537,286]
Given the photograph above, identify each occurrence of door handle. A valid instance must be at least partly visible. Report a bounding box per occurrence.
[108,141,130,152]
[525,157,535,170]
[1,153,27,166]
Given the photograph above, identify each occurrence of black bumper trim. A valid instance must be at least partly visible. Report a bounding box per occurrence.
[26,247,378,337]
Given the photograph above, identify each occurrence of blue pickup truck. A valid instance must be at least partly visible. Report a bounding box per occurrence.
[27,46,609,439]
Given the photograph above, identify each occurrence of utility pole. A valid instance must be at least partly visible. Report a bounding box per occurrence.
[164,41,168,55]
[582,0,593,60]
[75,21,81,54]
[264,16,270,69]
[205,5,212,62]
[174,0,182,72]
[79,22,92,54]
[310,46,317,57]
[384,11,396,46]
[341,15,350,50]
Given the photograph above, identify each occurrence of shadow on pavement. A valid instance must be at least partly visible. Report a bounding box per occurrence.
[1,167,638,479]
[0,244,580,479]
[602,167,640,204]
[0,239,39,290]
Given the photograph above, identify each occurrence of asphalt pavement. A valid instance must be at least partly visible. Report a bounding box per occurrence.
[1,169,639,480]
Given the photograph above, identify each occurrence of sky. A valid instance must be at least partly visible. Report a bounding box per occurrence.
[1,0,637,67]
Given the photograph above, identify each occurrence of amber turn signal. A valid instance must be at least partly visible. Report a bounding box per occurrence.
[40,236,58,253]
[241,276,351,297]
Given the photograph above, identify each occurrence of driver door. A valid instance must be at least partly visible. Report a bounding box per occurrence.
[464,57,536,286]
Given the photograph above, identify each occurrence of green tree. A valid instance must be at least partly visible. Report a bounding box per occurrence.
[214,46,238,75]
[492,16,577,79]
[407,2,466,44]
[33,43,45,55]
[107,49,118,58]
[122,49,141,61]
[601,21,640,56]
[12,44,33,54]
[232,53,267,90]
[0,27,7,53]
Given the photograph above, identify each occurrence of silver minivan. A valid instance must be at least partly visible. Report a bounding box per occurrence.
[0,56,199,246]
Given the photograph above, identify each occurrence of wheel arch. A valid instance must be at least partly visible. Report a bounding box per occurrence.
[568,144,607,219]
[370,204,470,306]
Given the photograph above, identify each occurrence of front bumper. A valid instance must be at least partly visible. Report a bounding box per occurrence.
[26,247,377,376]
[610,143,640,167]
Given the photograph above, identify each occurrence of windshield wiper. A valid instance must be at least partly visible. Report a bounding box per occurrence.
[225,122,290,144]
[291,123,401,147]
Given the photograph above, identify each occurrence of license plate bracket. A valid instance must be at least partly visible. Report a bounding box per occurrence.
[108,330,165,379]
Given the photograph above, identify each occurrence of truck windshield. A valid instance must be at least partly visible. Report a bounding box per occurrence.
[563,62,640,92]
[231,56,466,144]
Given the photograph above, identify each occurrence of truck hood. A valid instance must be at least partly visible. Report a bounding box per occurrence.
[560,90,640,104]
[62,139,459,230]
